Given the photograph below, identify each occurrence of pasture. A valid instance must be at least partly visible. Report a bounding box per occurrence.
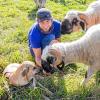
[0,0,100,99]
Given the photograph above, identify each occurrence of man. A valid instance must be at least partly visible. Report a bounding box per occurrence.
[28,8,61,67]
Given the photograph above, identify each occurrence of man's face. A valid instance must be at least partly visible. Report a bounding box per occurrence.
[39,20,52,32]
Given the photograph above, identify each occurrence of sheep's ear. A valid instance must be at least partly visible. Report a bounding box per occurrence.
[22,67,29,77]
[80,21,85,30]
[78,12,87,21]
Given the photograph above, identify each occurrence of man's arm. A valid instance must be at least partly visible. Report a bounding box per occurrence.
[32,48,42,67]
[50,37,61,45]
[56,37,61,42]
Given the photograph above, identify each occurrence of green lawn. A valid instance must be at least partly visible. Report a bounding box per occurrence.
[0,0,100,99]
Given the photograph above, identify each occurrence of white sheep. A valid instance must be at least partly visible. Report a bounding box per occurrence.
[61,0,100,34]
[34,0,46,9]
[42,24,100,85]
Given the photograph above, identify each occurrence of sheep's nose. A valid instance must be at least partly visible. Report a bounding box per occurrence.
[41,59,55,74]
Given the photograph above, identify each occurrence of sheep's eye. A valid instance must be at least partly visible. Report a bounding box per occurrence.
[47,56,56,64]
[72,18,78,25]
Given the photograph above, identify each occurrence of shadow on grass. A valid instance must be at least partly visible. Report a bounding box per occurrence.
[1,60,99,99]
[1,78,42,100]
[1,71,100,100]
[28,7,38,20]
[50,0,66,5]
[75,0,87,4]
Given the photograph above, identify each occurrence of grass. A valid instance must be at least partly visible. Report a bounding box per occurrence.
[0,0,100,99]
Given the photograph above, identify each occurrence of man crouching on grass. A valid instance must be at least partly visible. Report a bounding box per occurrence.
[28,8,61,70]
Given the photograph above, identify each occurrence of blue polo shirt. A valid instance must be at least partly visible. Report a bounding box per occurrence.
[28,20,61,49]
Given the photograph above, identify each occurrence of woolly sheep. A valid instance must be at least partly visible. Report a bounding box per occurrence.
[41,24,100,85]
[61,0,100,34]
[34,0,46,9]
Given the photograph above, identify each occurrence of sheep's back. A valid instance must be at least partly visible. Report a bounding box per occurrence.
[88,1,100,10]
[82,24,100,59]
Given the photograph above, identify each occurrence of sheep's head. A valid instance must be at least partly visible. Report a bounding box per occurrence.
[61,10,86,34]
[41,45,64,74]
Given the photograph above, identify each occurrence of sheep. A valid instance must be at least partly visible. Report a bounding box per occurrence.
[34,0,46,9]
[41,24,100,85]
[3,61,39,86]
[61,0,100,34]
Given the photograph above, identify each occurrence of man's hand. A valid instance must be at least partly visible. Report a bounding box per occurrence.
[35,57,41,67]
[50,38,60,45]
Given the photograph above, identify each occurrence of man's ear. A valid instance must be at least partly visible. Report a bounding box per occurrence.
[59,19,61,22]
[22,67,29,77]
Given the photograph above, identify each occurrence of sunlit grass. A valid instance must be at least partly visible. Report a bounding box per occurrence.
[0,0,99,99]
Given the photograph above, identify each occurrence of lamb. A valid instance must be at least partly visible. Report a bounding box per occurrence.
[41,24,100,85]
[34,0,46,9]
[61,0,100,34]
[3,61,39,86]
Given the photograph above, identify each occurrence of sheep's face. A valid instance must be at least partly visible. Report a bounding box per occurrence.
[41,46,63,74]
[61,11,86,34]
[41,55,56,74]
[61,19,73,34]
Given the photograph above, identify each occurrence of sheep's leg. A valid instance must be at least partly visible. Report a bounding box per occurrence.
[39,0,46,8]
[82,67,95,85]
[34,0,39,8]
[42,0,46,8]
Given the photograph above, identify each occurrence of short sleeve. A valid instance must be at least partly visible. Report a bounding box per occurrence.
[28,27,41,48]
[54,20,61,38]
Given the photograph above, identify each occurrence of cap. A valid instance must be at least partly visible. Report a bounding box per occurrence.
[37,8,52,22]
